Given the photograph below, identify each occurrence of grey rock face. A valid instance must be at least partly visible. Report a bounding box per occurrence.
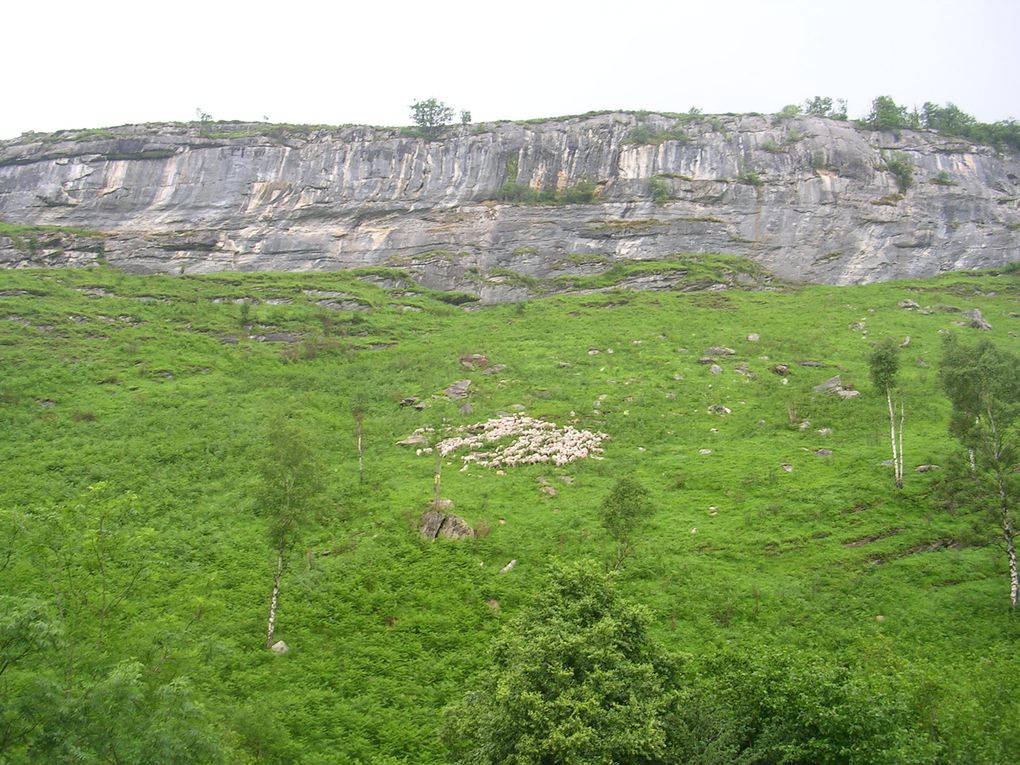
[2,114,1018,294]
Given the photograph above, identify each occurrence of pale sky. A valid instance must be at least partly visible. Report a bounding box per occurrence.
[4,0,1018,140]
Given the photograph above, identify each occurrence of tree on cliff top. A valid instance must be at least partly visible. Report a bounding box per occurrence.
[410,98,454,140]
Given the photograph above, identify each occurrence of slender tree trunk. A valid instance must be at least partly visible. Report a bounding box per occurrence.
[898,401,905,488]
[1004,518,1018,612]
[354,412,364,484]
[433,450,443,508]
[1000,477,1018,611]
[265,553,283,648]
[887,389,902,489]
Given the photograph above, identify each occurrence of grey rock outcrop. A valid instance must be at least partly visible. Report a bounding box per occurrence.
[419,509,474,540]
[2,113,1018,296]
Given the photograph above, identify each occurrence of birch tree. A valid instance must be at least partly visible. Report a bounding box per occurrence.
[870,339,905,488]
[938,335,1020,610]
[598,477,655,569]
[255,417,324,648]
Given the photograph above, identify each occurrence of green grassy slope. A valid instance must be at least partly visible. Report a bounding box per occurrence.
[1,263,1019,762]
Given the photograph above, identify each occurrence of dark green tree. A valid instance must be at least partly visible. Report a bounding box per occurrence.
[920,102,977,134]
[938,335,1020,610]
[863,96,918,131]
[410,98,455,140]
[598,477,655,568]
[870,338,905,488]
[701,646,940,764]
[255,416,325,647]
[883,151,915,194]
[443,560,726,764]
[803,96,847,120]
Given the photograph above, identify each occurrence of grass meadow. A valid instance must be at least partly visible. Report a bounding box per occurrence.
[1,262,1018,762]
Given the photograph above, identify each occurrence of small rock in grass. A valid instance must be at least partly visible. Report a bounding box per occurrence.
[270,640,290,655]
[444,380,472,400]
[815,448,833,456]
[814,376,843,393]
[967,308,992,330]
[499,559,517,574]
[439,515,475,540]
[397,434,428,447]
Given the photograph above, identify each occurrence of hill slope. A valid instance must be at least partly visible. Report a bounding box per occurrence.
[1,264,1019,761]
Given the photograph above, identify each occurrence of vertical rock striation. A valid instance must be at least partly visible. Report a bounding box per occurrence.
[1,112,1018,297]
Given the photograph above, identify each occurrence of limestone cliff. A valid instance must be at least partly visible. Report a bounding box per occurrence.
[1,112,1018,299]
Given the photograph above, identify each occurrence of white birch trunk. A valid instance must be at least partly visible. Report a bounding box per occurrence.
[897,401,905,488]
[887,389,901,489]
[265,554,283,648]
[1005,519,1018,611]
[355,413,364,484]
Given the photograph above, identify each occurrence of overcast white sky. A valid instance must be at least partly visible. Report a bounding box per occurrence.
[4,0,1018,140]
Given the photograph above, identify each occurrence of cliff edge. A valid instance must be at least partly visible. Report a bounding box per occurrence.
[1,112,1018,299]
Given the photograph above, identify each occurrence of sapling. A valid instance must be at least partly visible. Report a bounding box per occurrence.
[870,338,905,488]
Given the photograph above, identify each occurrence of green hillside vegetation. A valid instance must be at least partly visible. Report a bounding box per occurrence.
[1,262,1019,762]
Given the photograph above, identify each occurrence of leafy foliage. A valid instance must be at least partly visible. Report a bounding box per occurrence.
[598,477,654,567]
[443,560,692,764]
[869,338,900,392]
[255,416,325,552]
[495,178,596,205]
[649,176,670,204]
[938,334,1020,608]
[625,123,690,145]
[861,96,918,131]
[410,98,455,140]
[883,152,915,194]
[803,96,848,120]
[700,647,939,764]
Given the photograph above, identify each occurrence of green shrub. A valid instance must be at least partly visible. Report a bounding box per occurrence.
[861,96,919,131]
[625,124,690,145]
[883,152,915,193]
[737,167,764,187]
[649,176,670,204]
[559,178,596,204]
[495,179,596,205]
